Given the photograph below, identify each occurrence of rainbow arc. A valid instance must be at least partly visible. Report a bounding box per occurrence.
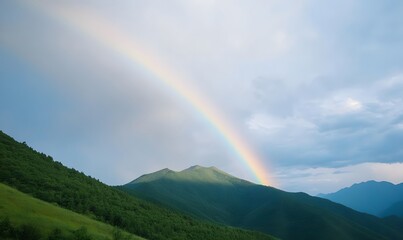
[29,2,272,186]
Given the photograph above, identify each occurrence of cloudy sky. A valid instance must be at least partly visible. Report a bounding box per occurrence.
[1,0,403,194]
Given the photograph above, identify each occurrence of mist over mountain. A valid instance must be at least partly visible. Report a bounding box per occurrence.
[121,166,403,240]
[318,181,403,218]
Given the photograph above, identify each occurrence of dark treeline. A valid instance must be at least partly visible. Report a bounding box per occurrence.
[0,131,275,240]
[0,216,133,240]
[0,217,95,240]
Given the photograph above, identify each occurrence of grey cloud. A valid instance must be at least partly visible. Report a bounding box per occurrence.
[249,77,403,169]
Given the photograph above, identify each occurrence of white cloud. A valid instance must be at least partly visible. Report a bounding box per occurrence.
[319,97,363,116]
[345,98,363,111]
[246,114,285,134]
[246,113,316,137]
[396,123,403,130]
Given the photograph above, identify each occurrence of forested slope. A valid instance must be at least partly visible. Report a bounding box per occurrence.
[0,182,142,240]
[0,130,276,240]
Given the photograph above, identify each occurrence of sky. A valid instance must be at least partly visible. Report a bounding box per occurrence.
[1,0,403,195]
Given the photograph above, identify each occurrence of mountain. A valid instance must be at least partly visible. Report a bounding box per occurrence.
[382,200,403,218]
[122,166,403,240]
[0,182,142,240]
[125,165,254,224]
[318,181,403,217]
[132,165,251,186]
[0,130,276,240]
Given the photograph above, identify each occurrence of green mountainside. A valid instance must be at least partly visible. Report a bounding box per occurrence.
[131,166,252,186]
[122,166,403,240]
[0,182,142,240]
[124,166,254,223]
[0,130,277,240]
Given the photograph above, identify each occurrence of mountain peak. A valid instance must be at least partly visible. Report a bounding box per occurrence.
[128,168,175,184]
[127,166,252,186]
[182,165,220,172]
[353,180,394,186]
[184,165,204,171]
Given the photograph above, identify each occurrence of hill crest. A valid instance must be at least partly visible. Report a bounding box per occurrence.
[128,165,252,186]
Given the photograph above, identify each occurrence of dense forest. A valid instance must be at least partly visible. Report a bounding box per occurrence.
[0,131,276,240]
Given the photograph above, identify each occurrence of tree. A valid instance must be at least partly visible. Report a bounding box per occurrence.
[72,227,92,240]
[17,224,42,240]
[0,217,16,239]
[112,227,132,240]
[48,228,67,240]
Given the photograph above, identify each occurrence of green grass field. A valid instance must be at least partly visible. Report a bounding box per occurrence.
[0,183,143,240]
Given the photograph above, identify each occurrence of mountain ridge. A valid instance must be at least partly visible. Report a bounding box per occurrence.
[129,165,253,186]
[122,166,403,240]
[319,180,403,217]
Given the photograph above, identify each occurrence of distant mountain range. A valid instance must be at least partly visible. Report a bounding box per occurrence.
[318,181,403,218]
[121,165,403,240]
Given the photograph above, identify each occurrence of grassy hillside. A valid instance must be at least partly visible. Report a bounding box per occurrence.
[122,166,403,240]
[0,183,142,239]
[0,130,276,240]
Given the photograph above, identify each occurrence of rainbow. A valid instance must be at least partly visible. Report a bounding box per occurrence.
[29,2,272,185]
